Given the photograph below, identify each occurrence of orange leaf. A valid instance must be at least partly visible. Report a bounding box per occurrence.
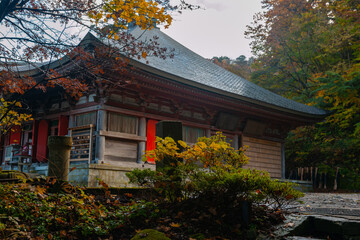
[170,222,181,228]
[36,185,46,195]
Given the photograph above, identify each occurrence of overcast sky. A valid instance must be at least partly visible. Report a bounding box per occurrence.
[160,0,263,60]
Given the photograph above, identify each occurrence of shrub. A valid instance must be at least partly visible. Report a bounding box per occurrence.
[127,133,304,208]
[144,133,249,170]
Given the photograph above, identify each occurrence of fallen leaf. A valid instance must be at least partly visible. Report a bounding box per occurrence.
[159,225,171,232]
[170,222,181,228]
[209,207,217,216]
[60,230,66,237]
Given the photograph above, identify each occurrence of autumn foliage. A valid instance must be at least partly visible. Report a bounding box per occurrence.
[126,133,303,238]
[0,0,194,133]
[245,0,360,189]
[128,133,302,206]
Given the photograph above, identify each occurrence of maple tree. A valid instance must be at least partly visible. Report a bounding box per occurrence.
[0,0,194,133]
[246,0,360,188]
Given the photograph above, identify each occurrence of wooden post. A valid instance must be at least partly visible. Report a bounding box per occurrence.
[137,117,146,163]
[89,125,94,164]
[297,168,300,180]
[314,167,318,188]
[319,172,323,189]
[58,115,69,136]
[233,134,239,150]
[281,143,285,179]
[68,115,75,136]
[306,167,309,181]
[334,167,339,191]
[96,109,107,163]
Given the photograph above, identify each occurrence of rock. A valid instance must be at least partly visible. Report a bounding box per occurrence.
[274,214,360,239]
[343,221,360,236]
[290,215,360,239]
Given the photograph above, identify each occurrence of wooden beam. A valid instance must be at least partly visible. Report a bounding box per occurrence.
[99,130,146,142]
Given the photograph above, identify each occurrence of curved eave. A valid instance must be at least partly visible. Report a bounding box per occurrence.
[128,58,327,121]
[11,56,72,78]
[7,32,98,76]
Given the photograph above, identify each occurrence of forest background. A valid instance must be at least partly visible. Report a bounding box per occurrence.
[214,0,360,190]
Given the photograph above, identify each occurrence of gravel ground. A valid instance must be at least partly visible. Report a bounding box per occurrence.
[286,193,360,219]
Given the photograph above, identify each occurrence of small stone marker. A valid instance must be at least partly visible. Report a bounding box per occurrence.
[47,136,72,181]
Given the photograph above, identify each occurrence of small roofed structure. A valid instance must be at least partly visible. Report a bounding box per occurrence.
[1,26,326,186]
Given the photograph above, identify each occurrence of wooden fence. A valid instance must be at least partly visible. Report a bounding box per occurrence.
[287,167,340,190]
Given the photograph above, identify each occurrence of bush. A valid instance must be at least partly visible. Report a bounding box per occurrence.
[0,177,158,239]
[127,133,303,208]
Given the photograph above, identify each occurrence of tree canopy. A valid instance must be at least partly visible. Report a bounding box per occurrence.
[0,0,194,132]
[246,0,360,189]
[211,55,253,80]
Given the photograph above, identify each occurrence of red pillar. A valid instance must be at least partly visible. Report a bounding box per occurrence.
[31,120,39,161]
[36,120,49,162]
[146,119,158,164]
[58,115,69,136]
[9,125,21,144]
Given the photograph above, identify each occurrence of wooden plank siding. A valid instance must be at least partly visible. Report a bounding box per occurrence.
[104,139,138,166]
[242,136,282,178]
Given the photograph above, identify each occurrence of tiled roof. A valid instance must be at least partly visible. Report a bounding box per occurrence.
[123,27,326,116]
[0,62,48,72]
[6,26,326,117]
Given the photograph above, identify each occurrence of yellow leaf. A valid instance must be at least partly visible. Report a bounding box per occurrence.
[178,140,188,148]
[141,51,147,59]
[170,222,181,228]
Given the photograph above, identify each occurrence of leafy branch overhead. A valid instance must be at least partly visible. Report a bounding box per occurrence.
[0,0,196,132]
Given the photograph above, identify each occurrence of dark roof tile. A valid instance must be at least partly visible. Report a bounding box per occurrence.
[125,27,325,116]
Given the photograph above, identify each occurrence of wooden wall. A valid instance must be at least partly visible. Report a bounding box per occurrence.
[104,138,138,167]
[242,136,282,178]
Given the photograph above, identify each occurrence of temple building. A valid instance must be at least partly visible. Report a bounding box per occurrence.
[0,26,326,186]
